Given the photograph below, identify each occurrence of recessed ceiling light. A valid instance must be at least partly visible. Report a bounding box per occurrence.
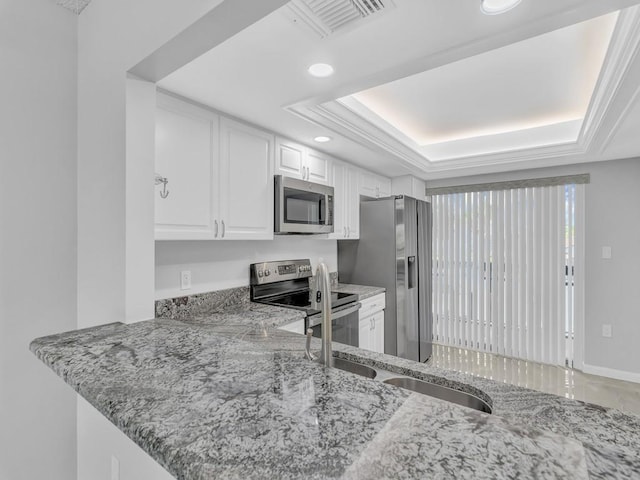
[314,136,332,143]
[480,0,522,15]
[308,63,334,78]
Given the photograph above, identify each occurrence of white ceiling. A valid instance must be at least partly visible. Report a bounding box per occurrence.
[159,0,640,179]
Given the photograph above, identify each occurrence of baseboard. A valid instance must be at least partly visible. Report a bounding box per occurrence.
[582,363,640,384]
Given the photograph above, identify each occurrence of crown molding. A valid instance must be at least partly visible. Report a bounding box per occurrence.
[286,5,640,176]
[577,5,640,151]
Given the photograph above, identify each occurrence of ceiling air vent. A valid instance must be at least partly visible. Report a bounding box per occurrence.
[286,0,395,39]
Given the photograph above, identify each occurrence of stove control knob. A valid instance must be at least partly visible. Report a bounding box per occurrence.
[265,269,271,277]
[257,270,263,278]
[298,266,304,272]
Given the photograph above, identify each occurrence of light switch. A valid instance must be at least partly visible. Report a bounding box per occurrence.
[602,324,612,338]
[602,246,612,259]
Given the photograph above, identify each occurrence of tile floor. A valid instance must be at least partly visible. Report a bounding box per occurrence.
[429,343,640,416]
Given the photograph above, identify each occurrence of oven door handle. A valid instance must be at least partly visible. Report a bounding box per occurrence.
[331,302,361,319]
[307,302,361,328]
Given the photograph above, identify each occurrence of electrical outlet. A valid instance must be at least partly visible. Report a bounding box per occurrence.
[110,455,120,480]
[602,246,612,259]
[180,270,192,290]
[602,324,612,338]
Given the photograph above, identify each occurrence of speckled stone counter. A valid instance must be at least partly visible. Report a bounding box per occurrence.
[332,283,385,301]
[31,304,640,480]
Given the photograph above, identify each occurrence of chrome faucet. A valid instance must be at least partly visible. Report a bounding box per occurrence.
[304,262,333,367]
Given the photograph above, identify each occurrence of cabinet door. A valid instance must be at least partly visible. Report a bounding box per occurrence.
[358,170,378,199]
[359,316,372,351]
[346,166,360,239]
[378,176,392,198]
[218,117,274,240]
[275,138,304,179]
[154,100,217,240]
[305,148,332,185]
[358,170,391,199]
[371,310,385,353]
[328,161,347,239]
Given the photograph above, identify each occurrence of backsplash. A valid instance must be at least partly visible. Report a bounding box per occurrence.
[309,272,339,288]
[155,272,339,319]
[155,286,250,319]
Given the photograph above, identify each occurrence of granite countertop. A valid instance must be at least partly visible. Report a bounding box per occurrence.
[332,283,385,301]
[31,303,640,480]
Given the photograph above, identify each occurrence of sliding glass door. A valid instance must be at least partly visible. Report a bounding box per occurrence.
[431,183,585,368]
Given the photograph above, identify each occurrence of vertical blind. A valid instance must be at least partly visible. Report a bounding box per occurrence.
[431,184,585,367]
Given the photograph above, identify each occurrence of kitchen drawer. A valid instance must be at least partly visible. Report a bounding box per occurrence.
[359,293,385,318]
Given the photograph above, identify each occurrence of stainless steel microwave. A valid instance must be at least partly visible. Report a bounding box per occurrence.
[275,175,334,234]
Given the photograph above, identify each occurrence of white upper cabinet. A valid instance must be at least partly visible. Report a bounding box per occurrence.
[305,148,332,185]
[218,118,274,240]
[275,137,332,185]
[155,94,274,241]
[391,175,426,201]
[329,161,347,240]
[154,95,393,242]
[329,161,360,239]
[155,95,218,240]
[345,165,360,239]
[359,170,391,199]
[275,139,305,178]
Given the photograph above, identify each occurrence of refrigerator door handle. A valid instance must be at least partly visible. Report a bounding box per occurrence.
[407,255,417,289]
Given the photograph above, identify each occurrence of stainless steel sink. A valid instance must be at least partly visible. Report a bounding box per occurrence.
[333,357,377,379]
[383,377,492,414]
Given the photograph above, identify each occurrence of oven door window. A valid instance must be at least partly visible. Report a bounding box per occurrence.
[284,188,326,225]
[308,309,359,347]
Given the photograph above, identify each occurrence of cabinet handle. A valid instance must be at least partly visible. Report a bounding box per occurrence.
[214,220,218,238]
[370,318,374,330]
[304,166,309,180]
[221,220,226,238]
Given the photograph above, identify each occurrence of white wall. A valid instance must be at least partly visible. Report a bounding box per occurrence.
[426,157,640,379]
[77,0,225,330]
[156,238,338,299]
[0,1,78,479]
[78,397,174,480]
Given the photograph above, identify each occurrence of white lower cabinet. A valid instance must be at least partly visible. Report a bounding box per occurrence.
[155,93,274,240]
[358,293,385,353]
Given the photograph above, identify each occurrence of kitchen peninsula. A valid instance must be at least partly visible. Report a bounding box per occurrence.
[31,294,640,480]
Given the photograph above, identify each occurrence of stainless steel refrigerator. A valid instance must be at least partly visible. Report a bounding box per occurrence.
[338,196,432,362]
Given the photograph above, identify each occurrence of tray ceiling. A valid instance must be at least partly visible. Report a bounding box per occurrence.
[159,0,640,179]
[343,12,618,160]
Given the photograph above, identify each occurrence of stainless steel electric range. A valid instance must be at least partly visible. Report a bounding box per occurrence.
[250,259,361,347]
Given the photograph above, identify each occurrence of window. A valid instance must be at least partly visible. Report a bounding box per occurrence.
[431,182,585,367]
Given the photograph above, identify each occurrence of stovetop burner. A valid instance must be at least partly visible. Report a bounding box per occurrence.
[261,290,355,312]
[249,259,358,317]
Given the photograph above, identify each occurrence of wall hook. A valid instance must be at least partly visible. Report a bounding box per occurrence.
[155,174,170,199]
